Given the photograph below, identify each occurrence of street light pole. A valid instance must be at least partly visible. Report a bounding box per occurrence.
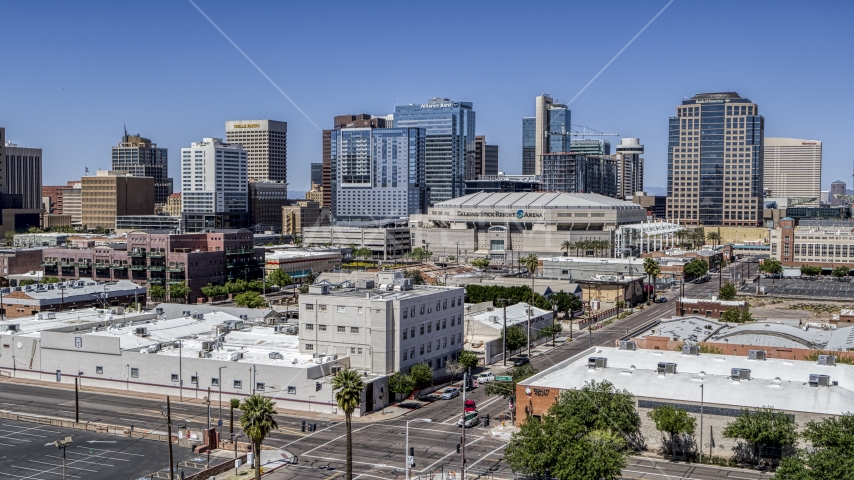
[405,418,432,480]
[498,298,509,366]
[218,366,227,438]
[699,383,705,464]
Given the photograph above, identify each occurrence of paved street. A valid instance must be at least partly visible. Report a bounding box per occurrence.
[0,280,768,479]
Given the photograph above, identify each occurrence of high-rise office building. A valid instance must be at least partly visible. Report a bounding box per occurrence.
[522,117,536,175]
[615,138,644,199]
[61,182,82,225]
[830,180,847,206]
[111,131,172,207]
[181,138,248,231]
[0,129,7,192]
[321,115,389,209]
[763,138,821,206]
[330,127,427,224]
[81,170,155,229]
[248,181,289,231]
[474,136,498,179]
[666,92,764,226]
[570,139,611,156]
[5,141,42,210]
[225,120,287,182]
[394,98,475,203]
[540,153,618,196]
[534,95,570,174]
[311,162,323,186]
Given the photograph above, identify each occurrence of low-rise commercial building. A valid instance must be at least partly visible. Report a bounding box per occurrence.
[0,248,45,276]
[298,273,465,375]
[0,279,144,318]
[771,217,854,269]
[303,225,410,260]
[465,302,554,364]
[264,248,342,281]
[516,346,854,457]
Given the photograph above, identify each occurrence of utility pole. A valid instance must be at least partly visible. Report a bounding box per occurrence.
[500,298,508,366]
[205,387,211,469]
[460,372,466,479]
[178,340,182,402]
[74,377,79,423]
[166,396,174,480]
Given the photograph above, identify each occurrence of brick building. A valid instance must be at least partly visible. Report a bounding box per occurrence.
[42,186,65,214]
[39,229,264,303]
[674,298,747,319]
[0,249,44,276]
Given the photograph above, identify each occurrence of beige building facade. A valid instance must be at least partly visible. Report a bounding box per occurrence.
[282,200,323,236]
[225,120,287,183]
[81,170,154,229]
[161,192,182,216]
[771,218,854,268]
[764,138,821,206]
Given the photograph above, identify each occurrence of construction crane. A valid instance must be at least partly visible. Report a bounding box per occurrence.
[546,124,619,140]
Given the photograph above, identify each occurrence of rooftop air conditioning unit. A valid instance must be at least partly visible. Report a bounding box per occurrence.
[109,307,124,315]
[588,357,607,369]
[268,352,284,360]
[619,340,637,351]
[817,355,836,366]
[731,368,751,381]
[37,313,44,320]
[191,313,204,320]
[489,316,500,324]
[198,351,212,358]
[809,374,830,387]
[239,314,248,320]
[47,313,56,319]
[228,352,243,362]
[748,350,767,361]
[657,362,678,375]
[681,345,700,356]
[355,279,375,289]
[155,308,164,315]
[183,311,191,317]
[134,327,149,336]
[201,341,214,352]
[0,324,20,332]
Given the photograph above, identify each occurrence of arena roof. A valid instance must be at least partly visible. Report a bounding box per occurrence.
[433,192,642,210]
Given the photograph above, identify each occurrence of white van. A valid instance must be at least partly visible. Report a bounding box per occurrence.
[458,410,480,428]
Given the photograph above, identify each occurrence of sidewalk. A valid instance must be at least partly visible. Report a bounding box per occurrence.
[214,450,293,479]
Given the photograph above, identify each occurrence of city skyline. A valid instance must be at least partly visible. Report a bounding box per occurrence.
[2,1,854,192]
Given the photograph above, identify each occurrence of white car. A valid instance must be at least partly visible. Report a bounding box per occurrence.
[476,372,495,383]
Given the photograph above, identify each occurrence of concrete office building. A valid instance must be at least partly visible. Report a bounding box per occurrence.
[395,98,476,203]
[330,127,428,224]
[830,180,847,206]
[666,92,764,226]
[81,170,155,229]
[474,136,498,179]
[248,181,289,232]
[409,192,646,262]
[771,217,854,269]
[570,139,610,156]
[40,229,263,302]
[540,153,618,196]
[181,138,248,232]
[763,138,821,205]
[225,120,287,183]
[5,141,42,210]
[465,174,542,195]
[515,346,853,458]
[61,183,82,225]
[522,117,536,175]
[0,307,388,416]
[282,200,326,237]
[299,275,465,374]
[534,95,570,175]
[265,248,342,282]
[615,138,644,200]
[303,225,410,260]
[111,132,173,207]
[305,183,323,204]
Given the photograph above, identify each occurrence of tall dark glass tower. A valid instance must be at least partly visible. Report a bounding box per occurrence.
[522,117,536,175]
[666,92,764,226]
[111,130,172,207]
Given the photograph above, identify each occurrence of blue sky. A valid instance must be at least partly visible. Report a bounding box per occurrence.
[3,1,853,194]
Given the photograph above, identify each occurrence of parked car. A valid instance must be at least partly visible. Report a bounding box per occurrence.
[513,357,530,367]
[476,372,495,383]
[458,410,480,428]
[441,387,460,400]
[654,296,668,303]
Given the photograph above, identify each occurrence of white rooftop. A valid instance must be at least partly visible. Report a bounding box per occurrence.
[469,303,552,330]
[86,311,242,350]
[521,347,854,416]
[434,192,643,210]
[1,280,143,306]
[156,326,317,367]
[0,308,155,337]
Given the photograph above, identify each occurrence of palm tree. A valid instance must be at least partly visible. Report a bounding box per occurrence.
[239,395,279,480]
[643,258,661,302]
[706,231,721,249]
[691,230,705,249]
[332,369,365,480]
[521,253,539,355]
[561,240,572,257]
[674,229,689,249]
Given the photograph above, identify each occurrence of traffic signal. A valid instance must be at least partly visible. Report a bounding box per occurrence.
[456,443,461,454]
[409,447,414,457]
[484,414,490,427]
[301,420,306,432]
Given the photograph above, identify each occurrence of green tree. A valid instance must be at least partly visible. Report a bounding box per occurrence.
[267,269,293,288]
[19,279,36,286]
[504,380,638,479]
[388,371,416,400]
[706,230,722,249]
[647,404,697,459]
[801,351,854,365]
[560,240,573,256]
[457,350,479,370]
[201,283,227,299]
[800,264,822,277]
[501,325,527,353]
[550,290,582,319]
[353,247,372,260]
[683,259,708,279]
[43,277,60,284]
[403,269,426,285]
[225,279,249,294]
[776,413,854,480]
[410,247,431,261]
[719,280,737,301]
[148,284,166,301]
[832,265,850,281]
[4,231,15,245]
[234,291,267,308]
[239,395,279,480]
[408,362,433,395]
[470,257,490,269]
[332,369,365,480]
[760,259,784,286]
[168,282,190,304]
[643,258,661,300]
[721,307,752,323]
[229,398,240,435]
[723,406,798,467]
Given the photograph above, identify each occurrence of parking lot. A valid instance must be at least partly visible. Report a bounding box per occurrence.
[0,419,196,480]
[741,276,854,300]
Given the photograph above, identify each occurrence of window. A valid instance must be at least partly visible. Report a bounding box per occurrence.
[403,329,408,340]
[319,305,327,312]
[451,335,455,345]
[171,374,179,382]
[436,339,440,350]
[443,300,447,310]
[436,302,440,311]
[191,376,198,384]
[306,343,314,351]
[357,348,363,354]
[411,307,415,317]
[403,350,408,361]
[211,378,220,386]
[420,305,425,314]
[234,380,243,389]
[337,306,346,313]
[436,320,440,331]
[403,309,408,319]
[420,325,425,335]
[357,307,363,314]
[411,347,415,358]
[319,325,327,331]
[410,327,415,338]
[351,327,359,334]
[287,386,297,395]
[130,368,139,378]
[420,344,425,355]
[351,347,356,354]
[305,323,314,331]
[451,317,455,327]
[256,382,265,392]
[95,366,104,374]
[457,332,462,343]
[305,304,314,310]
[427,343,432,353]
[443,337,447,348]
[337,326,345,333]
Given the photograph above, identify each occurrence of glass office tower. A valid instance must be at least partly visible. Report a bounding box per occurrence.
[522,117,536,175]
[666,92,764,226]
[394,98,475,203]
